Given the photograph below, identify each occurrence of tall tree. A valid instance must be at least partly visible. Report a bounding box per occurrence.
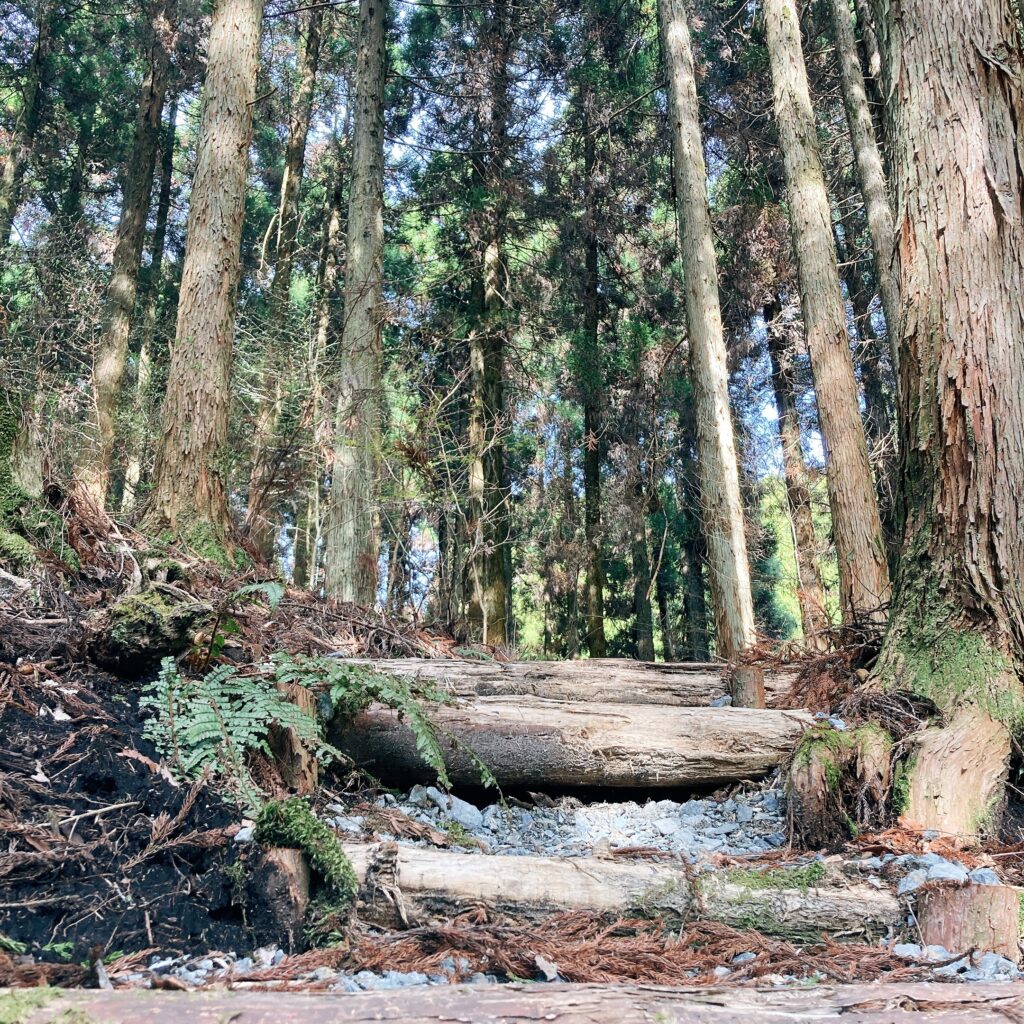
[658,0,758,669]
[323,0,386,605]
[244,8,324,554]
[827,0,900,375]
[764,0,890,624]
[77,0,177,506]
[764,298,829,650]
[145,0,265,545]
[872,0,1024,838]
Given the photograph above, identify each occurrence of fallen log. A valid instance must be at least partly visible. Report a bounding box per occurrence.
[346,842,900,941]
[347,657,800,708]
[23,983,1024,1024]
[333,697,812,789]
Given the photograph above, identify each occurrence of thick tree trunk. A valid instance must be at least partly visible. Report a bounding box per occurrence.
[656,563,676,662]
[77,0,176,507]
[828,0,900,374]
[344,657,799,707]
[580,109,608,659]
[334,697,813,789]
[658,0,758,674]
[464,1,512,646]
[146,0,265,545]
[245,9,324,557]
[764,300,830,651]
[122,96,178,514]
[0,3,53,250]
[631,508,655,662]
[324,0,386,605]
[764,0,890,625]
[869,0,1024,840]
[347,843,899,939]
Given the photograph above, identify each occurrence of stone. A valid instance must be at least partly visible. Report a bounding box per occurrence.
[736,805,754,824]
[732,952,756,964]
[407,785,431,807]
[447,795,484,830]
[893,943,922,959]
[896,869,927,895]
[710,695,732,707]
[654,817,678,836]
[233,958,254,974]
[926,861,969,885]
[681,800,704,818]
[968,867,1001,886]
[713,966,731,979]
[233,826,254,844]
[765,832,786,848]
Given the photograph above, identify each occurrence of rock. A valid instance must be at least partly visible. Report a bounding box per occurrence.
[765,832,786,848]
[713,966,731,979]
[762,793,782,814]
[708,822,740,835]
[448,795,484,830]
[272,949,286,966]
[922,945,957,962]
[233,826,254,844]
[198,959,214,972]
[710,695,732,707]
[897,869,928,895]
[968,867,1001,886]
[893,943,922,959]
[828,717,847,732]
[407,785,431,807]
[736,805,754,824]
[926,861,969,885]
[331,977,362,993]
[654,817,678,836]
[933,957,969,978]
[232,958,254,974]
[732,952,756,964]
[681,800,704,818]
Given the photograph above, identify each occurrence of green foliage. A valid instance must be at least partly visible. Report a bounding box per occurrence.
[0,989,57,1024]
[255,798,358,939]
[0,934,27,954]
[722,860,826,893]
[141,657,335,813]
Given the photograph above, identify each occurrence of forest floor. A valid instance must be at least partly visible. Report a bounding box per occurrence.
[3,501,1024,1016]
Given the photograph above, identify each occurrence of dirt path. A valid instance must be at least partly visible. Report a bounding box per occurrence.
[8,982,1024,1023]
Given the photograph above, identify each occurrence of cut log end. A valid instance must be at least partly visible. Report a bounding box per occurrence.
[916,883,1021,960]
[249,847,311,953]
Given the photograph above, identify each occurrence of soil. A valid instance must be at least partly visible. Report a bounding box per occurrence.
[0,660,252,970]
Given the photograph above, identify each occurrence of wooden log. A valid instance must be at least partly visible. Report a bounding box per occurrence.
[28,983,1024,1023]
[333,696,812,789]
[345,657,800,709]
[345,841,900,941]
[917,883,1020,959]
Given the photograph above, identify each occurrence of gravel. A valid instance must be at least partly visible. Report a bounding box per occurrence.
[352,786,790,862]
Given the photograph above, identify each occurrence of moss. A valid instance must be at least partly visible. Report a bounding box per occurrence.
[0,989,58,1024]
[441,819,478,849]
[0,528,35,570]
[1017,891,1024,938]
[255,798,358,936]
[178,518,249,571]
[891,754,915,815]
[721,861,826,894]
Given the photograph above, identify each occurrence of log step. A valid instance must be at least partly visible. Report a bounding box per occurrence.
[345,841,899,941]
[333,697,813,789]
[347,658,800,709]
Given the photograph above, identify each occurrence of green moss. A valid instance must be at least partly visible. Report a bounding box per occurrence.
[441,820,478,849]
[0,989,58,1024]
[0,528,34,570]
[255,798,358,938]
[891,755,915,815]
[721,861,826,894]
[1017,891,1024,938]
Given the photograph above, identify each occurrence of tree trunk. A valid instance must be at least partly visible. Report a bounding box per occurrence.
[0,3,53,250]
[464,1,512,646]
[294,141,345,590]
[870,0,1024,841]
[145,0,265,547]
[334,698,813,790]
[324,0,387,606]
[764,0,890,625]
[347,843,899,940]
[656,563,676,662]
[580,105,607,659]
[658,0,758,675]
[764,300,830,651]
[631,504,655,662]
[852,0,882,85]
[345,657,800,708]
[827,0,900,377]
[77,0,176,507]
[122,95,178,514]
[245,8,324,557]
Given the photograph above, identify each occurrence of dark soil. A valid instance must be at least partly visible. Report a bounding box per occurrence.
[0,659,252,967]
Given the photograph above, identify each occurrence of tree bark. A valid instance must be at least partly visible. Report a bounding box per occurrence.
[145,0,265,546]
[324,0,387,605]
[0,3,54,250]
[122,95,178,514]
[868,0,1024,841]
[245,9,324,557]
[658,0,758,673]
[344,657,800,708]
[764,0,890,625]
[347,842,899,940]
[334,698,813,790]
[656,563,677,662]
[764,300,830,651]
[580,103,607,658]
[77,0,176,507]
[827,0,900,376]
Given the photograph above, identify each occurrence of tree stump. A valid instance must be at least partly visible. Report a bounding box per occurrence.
[268,682,319,794]
[729,664,766,708]
[917,883,1020,960]
[249,847,311,953]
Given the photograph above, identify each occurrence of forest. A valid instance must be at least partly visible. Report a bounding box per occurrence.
[1,0,1023,1019]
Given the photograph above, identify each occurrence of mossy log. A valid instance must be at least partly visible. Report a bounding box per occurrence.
[347,658,800,708]
[334,698,813,789]
[345,842,900,940]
